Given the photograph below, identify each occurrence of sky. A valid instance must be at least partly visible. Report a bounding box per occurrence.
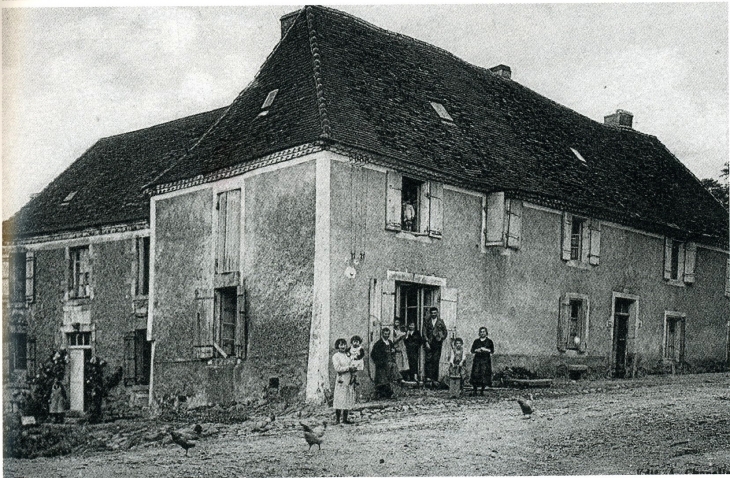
[2,3,728,220]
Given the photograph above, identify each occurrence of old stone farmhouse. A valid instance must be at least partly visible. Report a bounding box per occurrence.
[4,6,729,409]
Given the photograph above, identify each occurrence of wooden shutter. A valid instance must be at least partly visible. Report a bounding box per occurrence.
[506,199,522,249]
[216,193,227,273]
[579,301,588,352]
[588,221,601,265]
[663,238,673,280]
[428,182,443,238]
[381,279,396,327]
[193,289,214,359]
[368,278,383,345]
[439,288,458,380]
[26,338,36,377]
[557,297,570,352]
[25,252,35,303]
[485,192,505,244]
[225,190,241,272]
[385,171,402,231]
[683,242,696,284]
[418,181,430,234]
[2,250,9,300]
[124,332,136,385]
[561,213,572,260]
[235,283,247,358]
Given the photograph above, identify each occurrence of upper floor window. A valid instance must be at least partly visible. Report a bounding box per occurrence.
[483,192,522,250]
[663,239,696,284]
[69,246,90,299]
[135,237,150,296]
[9,252,26,303]
[216,189,241,274]
[385,171,443,238]
[561,213,600,266]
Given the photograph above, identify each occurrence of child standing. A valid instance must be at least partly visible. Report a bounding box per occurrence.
[448,338,467,397]
[348,335,365,387]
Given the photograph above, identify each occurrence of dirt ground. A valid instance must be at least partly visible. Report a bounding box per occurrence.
[6,372,730,477]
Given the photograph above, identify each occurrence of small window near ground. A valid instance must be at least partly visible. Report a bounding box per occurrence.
[67,332,91,347]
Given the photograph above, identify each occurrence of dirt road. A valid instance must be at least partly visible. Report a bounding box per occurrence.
[6,373,730,477]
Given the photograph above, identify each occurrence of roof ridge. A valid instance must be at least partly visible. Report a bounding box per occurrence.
[305,6,332,139]
[96,107,227,142]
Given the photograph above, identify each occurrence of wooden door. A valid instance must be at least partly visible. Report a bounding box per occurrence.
[69,349,86,411]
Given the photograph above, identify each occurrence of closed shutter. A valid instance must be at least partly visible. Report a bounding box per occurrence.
[579,301,588,353]
[506,200,522,249]
[124,332,136,385]
[588,221,601,265]
[683,242,696,284]
[561,213,572,260]
[557,297,570,352]
[2,251,9,300]
[418,181,430,234]
[368,278,383,345]
[25,252,35,303]
[26,338,36,377]
[236,283,247,358]
[663,238,673,280]
[485,192,505,244]
[439,288,458,380]
[382,279,396,327]
[225,190,241,273]
[193,289,214,359]
[428,182,443,238]
[216,193,226,273]
[385,171,402,231]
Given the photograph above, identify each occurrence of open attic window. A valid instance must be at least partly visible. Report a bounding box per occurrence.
[430,102,454,123]
[570,148,587,164]
[258,89,279,117]
[61,191,77,206]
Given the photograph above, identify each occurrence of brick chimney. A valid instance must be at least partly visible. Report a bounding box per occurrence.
[604,109,633,129]
[489,64,511,80]
[280,11,300,38]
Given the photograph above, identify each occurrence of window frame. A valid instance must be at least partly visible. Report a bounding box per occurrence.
[134,237,150,297]
[68,246,91,299]
[663,311,686,364]
[558,293,590,353]
[385,170,443,239]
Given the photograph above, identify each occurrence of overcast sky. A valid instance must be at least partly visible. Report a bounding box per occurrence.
[2,3,728,220]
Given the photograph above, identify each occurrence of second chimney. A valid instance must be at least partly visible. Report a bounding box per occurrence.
[489,64,512,80]
[280,11,300,38]
[604,109,633,129]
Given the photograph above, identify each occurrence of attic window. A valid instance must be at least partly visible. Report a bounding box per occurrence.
[430,102,454,122]
[258,89,279,116]
[61,191,77,205]
[570,148,587,164]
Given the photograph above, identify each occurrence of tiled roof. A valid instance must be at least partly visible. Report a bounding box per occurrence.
[4,108,225,240]
[7,6,728,247]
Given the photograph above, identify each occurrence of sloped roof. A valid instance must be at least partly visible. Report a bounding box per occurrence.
[6,6,728,246]
[4,108,225,240]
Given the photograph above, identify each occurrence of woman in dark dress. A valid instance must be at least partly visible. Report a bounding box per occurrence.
[470,327,494,396]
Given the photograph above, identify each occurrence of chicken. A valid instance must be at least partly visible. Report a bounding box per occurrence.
[170,424,203,456]
[516,394,534,418]
[251,413,276,433]
[300,420,327,450]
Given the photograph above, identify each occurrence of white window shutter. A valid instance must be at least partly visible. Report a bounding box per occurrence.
[224,189,241,273]
[368,278,383,344]
[216,192,227,273]
[561,213,572,260]
[439,287,458,379]
[506,199,522,249]
[385,171,402,231]
[193,289,214,358]
[381,279,396,327]
[2,251,9,300]
[236,283,247,358]
[428,182,444,238]
[25,252,35,303]
[588,221,601,265]
[683,242,696,284]
[418,181,431,235]
[663,238,672,280]
[485,192,505,244]
[557,297,570,352]
[579,300,589,352]
[580,219,591,262]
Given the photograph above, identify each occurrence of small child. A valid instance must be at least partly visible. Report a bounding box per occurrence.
[348,335,365,386]
[448,338,467,395]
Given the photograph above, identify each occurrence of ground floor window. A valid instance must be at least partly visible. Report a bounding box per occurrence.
[9,332,35,374]
[124,329,151,385]
[396,282,439,380]
[664,314,686,363]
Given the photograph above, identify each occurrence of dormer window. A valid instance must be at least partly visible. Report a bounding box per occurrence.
[258,89,279,116]
[570,148,586,164]
[61,191,77,206]
[430,102,454,123]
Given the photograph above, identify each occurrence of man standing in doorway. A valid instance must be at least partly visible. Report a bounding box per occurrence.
[424,307,447,388]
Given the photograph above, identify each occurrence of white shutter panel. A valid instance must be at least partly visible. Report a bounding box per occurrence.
[580,219,591,262]
[683,242,696,284]
[381,279,396,327]
[439,288,458,380]
[368,278,383,345]
[216,193,227,273]
[418,181,431,234]
[194,289,214,359]
[579,300,589,352]
[25,252,35,303]
[385,171,402,231]
[506,200,522,249]
[663,238,672,280]
[2,251,9,300]
[561,213,573,260]
[588,221,601,265]
[225,189,241,272]
[428,182,443,238]
[485,192,505,245]
[557,297,570,352]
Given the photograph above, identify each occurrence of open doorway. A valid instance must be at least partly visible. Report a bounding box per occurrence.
[612,297,635,378]
[395,282,439,381]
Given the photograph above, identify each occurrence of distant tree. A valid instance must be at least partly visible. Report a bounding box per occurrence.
[701,162,729,210]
